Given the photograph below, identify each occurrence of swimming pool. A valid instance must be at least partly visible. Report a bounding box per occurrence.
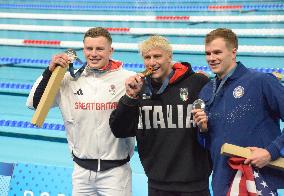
[0,0,283,195]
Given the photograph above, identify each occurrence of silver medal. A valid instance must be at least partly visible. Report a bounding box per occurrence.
[65,49,78,63]
[192,99,205,110]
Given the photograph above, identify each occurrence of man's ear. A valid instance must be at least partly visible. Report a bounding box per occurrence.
[107,47,114,62]
[168,53,173,63]
[232,48,237,60]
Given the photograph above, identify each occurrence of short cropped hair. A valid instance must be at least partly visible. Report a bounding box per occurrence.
[139,35,173,56]
[84,27,112,44]
[205,28,238,50]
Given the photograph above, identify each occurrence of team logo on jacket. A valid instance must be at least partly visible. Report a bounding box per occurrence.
[233,86,244,98]
[180,88,189,101]
[109,84,116,95]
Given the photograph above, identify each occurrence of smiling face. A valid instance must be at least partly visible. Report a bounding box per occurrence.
[83,36,113,69]
[139,35,173,83]
[142,47,172,83]
[205,37,237,79]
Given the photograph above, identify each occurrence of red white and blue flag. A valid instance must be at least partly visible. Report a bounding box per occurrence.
[226,157,278,196]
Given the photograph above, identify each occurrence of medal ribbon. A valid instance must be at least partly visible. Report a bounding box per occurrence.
[145,70,174,96]
[69,61,113,79]
[69,62,86,79]
[208,66,237,106]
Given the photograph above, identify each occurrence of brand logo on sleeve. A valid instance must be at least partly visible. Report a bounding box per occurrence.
[74,88,83,95]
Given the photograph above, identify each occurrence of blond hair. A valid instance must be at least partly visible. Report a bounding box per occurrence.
[139,35,172,56]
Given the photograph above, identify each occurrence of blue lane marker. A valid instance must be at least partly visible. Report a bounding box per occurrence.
[0,119,65,131]
[0,57,147,69]
[1,57,283,73]
[27,0,283,2]
[0,68,282,90]
[0,82,33,90]
[0,3,283,11]
[0,71,282,90]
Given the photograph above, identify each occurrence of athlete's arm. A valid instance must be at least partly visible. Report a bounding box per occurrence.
[245,74,284,167]
[109,95,139,138]
[109,74,143,138]
[26,53,69,109]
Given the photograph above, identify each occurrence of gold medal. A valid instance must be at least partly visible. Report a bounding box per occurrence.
[140,66,153,77]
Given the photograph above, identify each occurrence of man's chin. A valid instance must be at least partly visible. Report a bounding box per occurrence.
[150,73,165,81]
[88,63,102,69]
[150,73,160,79]
[210,69,219,75]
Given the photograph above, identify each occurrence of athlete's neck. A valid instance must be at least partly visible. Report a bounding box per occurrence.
[217,62,237,80]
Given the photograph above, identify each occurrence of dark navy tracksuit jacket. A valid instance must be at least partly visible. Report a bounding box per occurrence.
[199,62,284,195]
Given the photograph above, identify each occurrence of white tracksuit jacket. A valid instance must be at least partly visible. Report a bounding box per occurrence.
[26,62,135,161]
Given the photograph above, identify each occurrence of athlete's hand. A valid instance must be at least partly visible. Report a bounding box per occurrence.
[125,74,144,99]
[244,147,271,168]
[49,53,70,72]
[192,109,208,132]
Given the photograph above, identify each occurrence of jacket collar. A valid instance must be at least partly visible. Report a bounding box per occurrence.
[227,61,248,81]
[83,59,122,76]
[169,62,193,84]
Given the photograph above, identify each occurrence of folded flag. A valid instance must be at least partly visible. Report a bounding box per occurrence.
[226,157,278,196]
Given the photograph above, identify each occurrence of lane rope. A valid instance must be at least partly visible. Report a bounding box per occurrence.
[16,0,282,3]
[0,57,283,73]
[0,12,283,22]
[0,119,65,131]
[1,38,284,55]
[0,24,284,37]
[0,3,283,11]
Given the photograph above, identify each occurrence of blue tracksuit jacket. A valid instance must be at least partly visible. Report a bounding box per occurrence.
[199,62,284,195]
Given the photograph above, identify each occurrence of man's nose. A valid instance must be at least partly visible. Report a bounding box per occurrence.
[149,57,156,66]
[90,49,98,57]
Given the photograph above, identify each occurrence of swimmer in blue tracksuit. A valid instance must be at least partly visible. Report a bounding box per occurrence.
[192,28,284,196]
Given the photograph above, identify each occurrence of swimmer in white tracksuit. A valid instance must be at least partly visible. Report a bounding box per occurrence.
[26,27,135,196]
